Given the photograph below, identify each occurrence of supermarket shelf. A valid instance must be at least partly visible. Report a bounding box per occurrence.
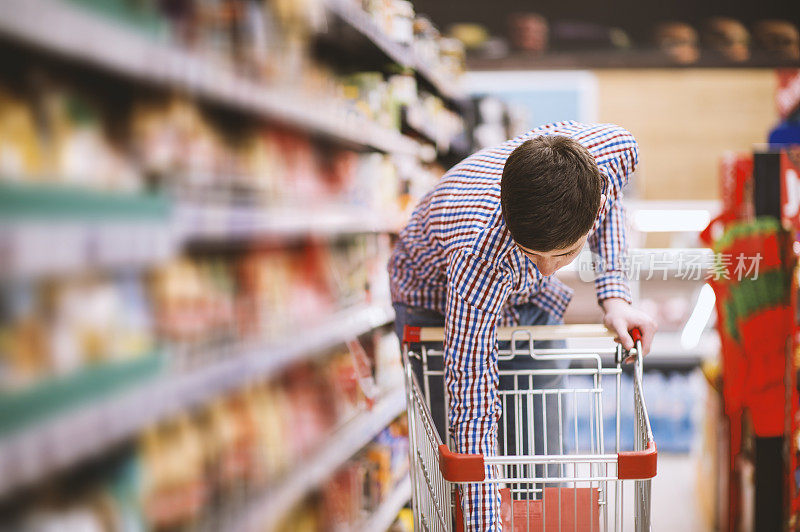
[234,386,407,532]
[0,303,395,499]
[0,352,165,438]
[358,474,412,532]
[403,105,454,152]
[0,0,422,157]
[243,303,396,379]
[175,202,403,240]
[324,0,465,103]
[324,0,413,70]
[0,181,170,221]
[414,61,465,104]
[0,196,404,278]
[0,183,177,279]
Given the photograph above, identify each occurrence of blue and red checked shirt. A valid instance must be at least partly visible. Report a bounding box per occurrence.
[388,121,639,530]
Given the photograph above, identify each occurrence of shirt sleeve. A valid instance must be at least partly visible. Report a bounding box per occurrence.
[588,196,632,303]
[583,124,639,304]
[445,249,511,531]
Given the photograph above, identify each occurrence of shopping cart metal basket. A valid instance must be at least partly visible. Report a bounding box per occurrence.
[402,324,657,531]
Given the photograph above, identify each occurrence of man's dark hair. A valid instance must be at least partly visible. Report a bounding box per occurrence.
[500,135,603,252]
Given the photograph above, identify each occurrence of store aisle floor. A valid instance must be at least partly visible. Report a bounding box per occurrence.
[652,454,705,531]
[616,453,705,531]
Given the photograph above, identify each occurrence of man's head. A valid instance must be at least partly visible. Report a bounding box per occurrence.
[500,135,603,276]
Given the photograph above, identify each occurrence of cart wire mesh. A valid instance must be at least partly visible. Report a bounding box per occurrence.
[403,324,656,532]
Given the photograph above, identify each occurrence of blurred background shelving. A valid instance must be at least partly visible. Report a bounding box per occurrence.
[0,0,467,529]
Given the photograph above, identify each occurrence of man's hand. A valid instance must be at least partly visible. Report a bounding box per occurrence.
[601,298,657,357]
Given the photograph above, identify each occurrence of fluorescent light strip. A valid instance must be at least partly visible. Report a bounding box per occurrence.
[633,209,712,232]
[680,283,716,350]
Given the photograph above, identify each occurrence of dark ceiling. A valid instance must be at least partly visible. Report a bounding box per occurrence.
[412,0,800,45]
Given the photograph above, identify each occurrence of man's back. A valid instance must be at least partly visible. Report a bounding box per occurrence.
[389,138,514,312]
[389,120,644,530]
[389,120,638,321]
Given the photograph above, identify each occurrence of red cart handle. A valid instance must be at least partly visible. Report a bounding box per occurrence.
[438,444,485,482]
[618,441,657,479]
[629,327,642,344]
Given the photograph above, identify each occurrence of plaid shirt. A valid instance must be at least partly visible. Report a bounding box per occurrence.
[389,121,638,530]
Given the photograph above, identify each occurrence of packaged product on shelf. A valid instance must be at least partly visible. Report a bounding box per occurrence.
[343,72,400,131]
[237,248,293,339]
[0,87,42,178]
[323,149,359,200]
[139,415,208,530]
[131,98,225,191]
[323,238,368,308]
[196,394,256,499]
[374,416,410,483]
[152,236,386,353]
[47,274,154,369]
[311,415,410,529]
[438,37,467,77]
[388,71,418,107]
[271,129,327,203]
[151,257,234,345]
[0,82,142,191]
[0,274,156,392]
[327,347,371,420]
[349,153,401,217]
[363,0,415,46]
[389,0,415,45]
[2,73,416,214]
[345,338,380,405]
[112,272,156,360]
[283,362,339,457]
[18,492,123,532]
[408,91,465,151]
[412,16,441,71]
[366,233,393,302]
[276,500,321,532]
[391,509,415,532]
[249,382,293,482]
[0,282,49,390]
[44,90,140,192]
[240,127,284,200]
[372,331,404,391]
[322,462,367,528]
[286,244,338,323]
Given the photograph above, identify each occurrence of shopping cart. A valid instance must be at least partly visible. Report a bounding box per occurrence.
[402,324,657,532]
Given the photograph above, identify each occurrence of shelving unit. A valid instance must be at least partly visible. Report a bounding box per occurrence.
[175,202,404,241]
[324,0,466,103]
[0,0,424,157]
[0,183,403,279]
[233,387,407,532]
[0,182,177,278]
[0,0,464,527]
[0,181,170,221]
[0,303,394,498]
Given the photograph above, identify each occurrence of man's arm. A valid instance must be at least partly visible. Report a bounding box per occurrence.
[584,125,657,353]
[445,250,510,531]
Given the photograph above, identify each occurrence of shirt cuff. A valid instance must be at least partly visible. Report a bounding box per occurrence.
[595,270,632,304]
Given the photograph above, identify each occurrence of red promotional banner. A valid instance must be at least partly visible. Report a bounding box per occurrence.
[780,149,800,231]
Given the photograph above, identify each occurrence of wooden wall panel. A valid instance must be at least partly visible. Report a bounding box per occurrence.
[595,69,777,200]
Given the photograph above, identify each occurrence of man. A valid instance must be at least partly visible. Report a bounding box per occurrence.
[389,121,657,530]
